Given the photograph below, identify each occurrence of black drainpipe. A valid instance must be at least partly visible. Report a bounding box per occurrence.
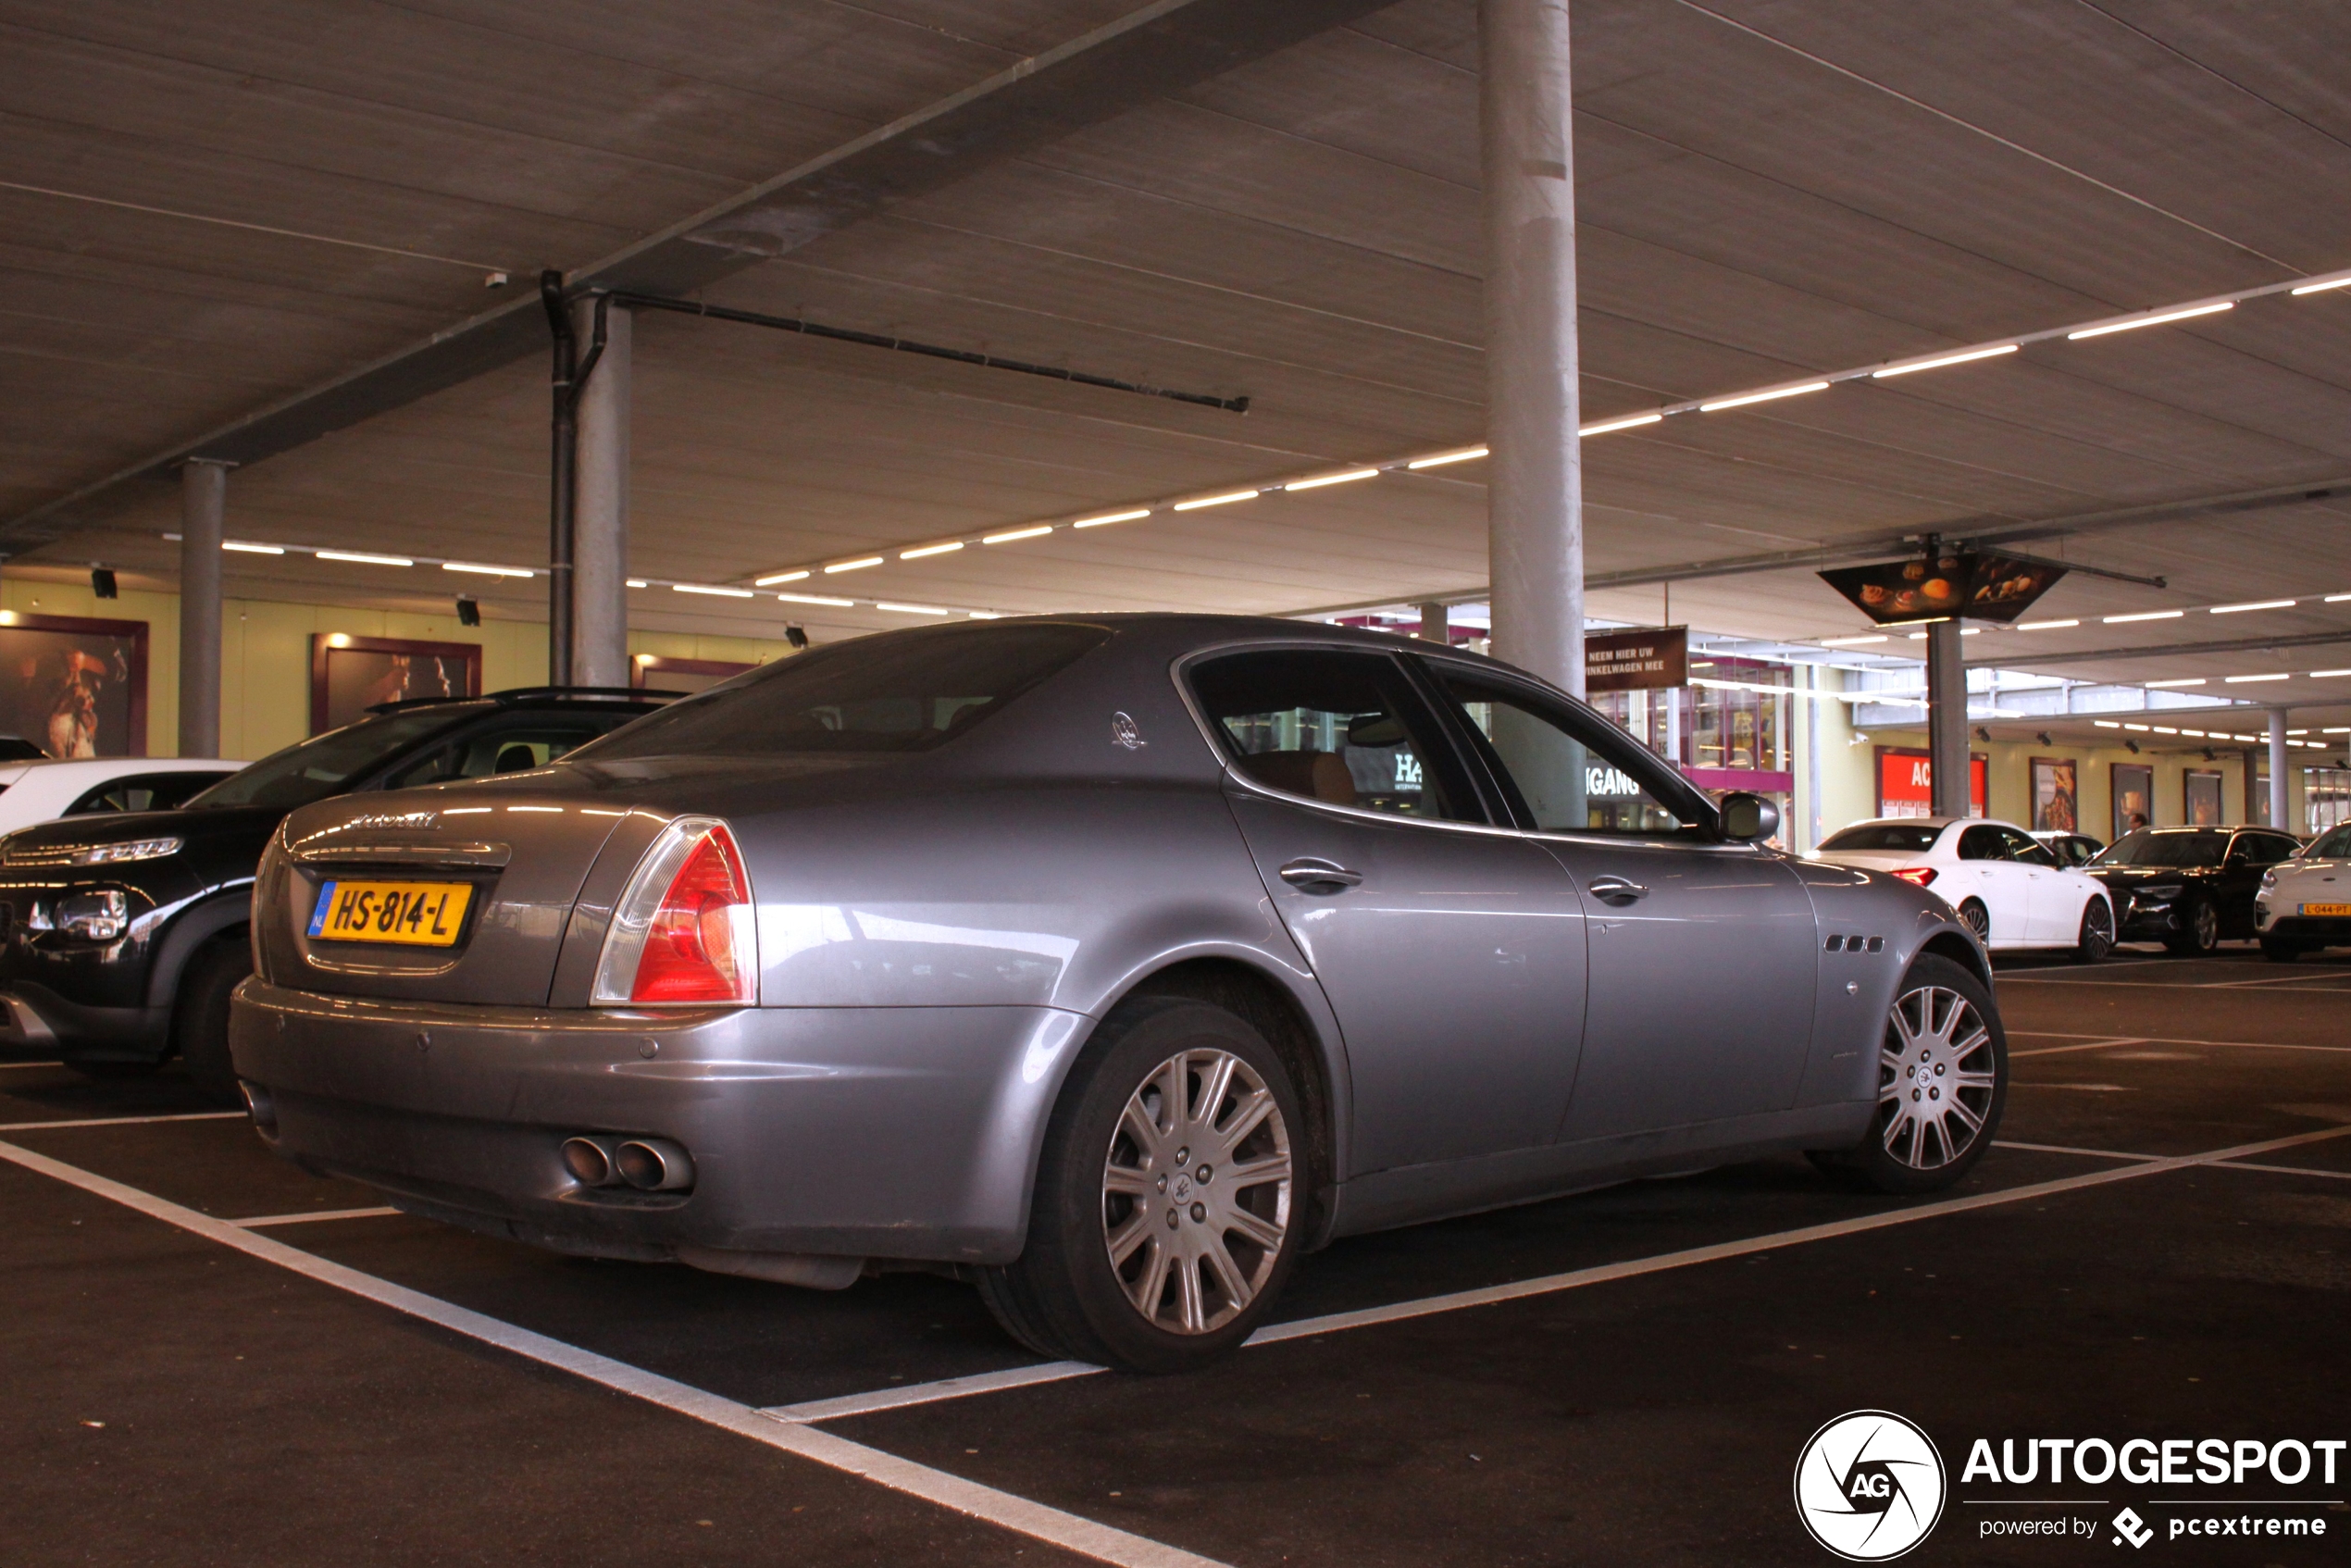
[539,272,608,688]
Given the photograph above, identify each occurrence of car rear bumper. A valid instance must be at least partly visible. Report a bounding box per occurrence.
[228,978,1090,1267]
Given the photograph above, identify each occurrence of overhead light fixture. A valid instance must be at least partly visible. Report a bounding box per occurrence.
[2067,301,2233,340]
[1285,468,1380,491]
[2145,678,2206,688]
[442,562,533,578]
[2312,668,2351,678]
[1406,446,1487,468]
[901,542,963,559]
[2180,728,2206,738]
[1072,509,1151,529]
[983,526,1053,544]
[2122,724,2150,731]
[317,550,413,566]
[2209,599,2295,614]
[776,592,854,607]
[2291,275,2351,295]
[875,602,949,616]
[755,570,810,586]
[1871,343,2019,379]
[674,584,754,598]
[2224,673,2289,683]
[1698,381,1830,413]
[2328,593,2351,604]
[966,610,1002,619]
[2094,720,2121,728]
[2104,609,2184,623]
[1579,413,1663,436]
[626,579,648,588]
[825,556,885,573]
[2152,726,2179,735]
[222,541,284,554]
[1173,490,1258,511]
[2015,618,2079,630]
[1819,634,1888,647]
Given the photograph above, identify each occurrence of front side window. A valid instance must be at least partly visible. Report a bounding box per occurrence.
[2307,825,2351,859]
[2090,829,2229,868]
[186,707,486,811]
[1188,650,1477,821]
[1435,670,1702,836]
[1996,827,2058,866]
[66,772,230,815]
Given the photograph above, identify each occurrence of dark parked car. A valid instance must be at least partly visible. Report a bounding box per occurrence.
[230,616,2000,1371]
[0,689,667,1097]
[2084,825,2303,952]
[2031,830,2104,869]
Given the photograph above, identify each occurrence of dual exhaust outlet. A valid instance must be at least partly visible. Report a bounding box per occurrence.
[563,1134,694,1193]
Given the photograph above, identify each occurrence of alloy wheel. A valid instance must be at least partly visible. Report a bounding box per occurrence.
[1959,900,1990,940]
[1101,1047,1292,1335]
[2081,898,2114,960]
[2193,898,2220,951]
[1879,984,1997,1170]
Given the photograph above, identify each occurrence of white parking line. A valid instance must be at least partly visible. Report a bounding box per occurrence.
[231,1206,403,1228]
[0,1138,1226,1568]
[2009,1032,2351,1057]
[766,1361,1104,1424]
[2009,1037,2146,1058]
[0,1060,63,1069]
[2003,977,2351,994]
[2210,1160,2351,1182]
[0,1111,245,1132]
[1991,1139,2162,1162]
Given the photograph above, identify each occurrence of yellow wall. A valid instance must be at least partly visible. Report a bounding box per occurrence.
[0,580,800,762]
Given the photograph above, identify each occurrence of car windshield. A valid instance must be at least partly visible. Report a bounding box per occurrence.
[2307,825,2351,859]
[2089,829,2229,868]
[184,707,479,810]
[1820,823,1945,852]
[579,623,1109,758]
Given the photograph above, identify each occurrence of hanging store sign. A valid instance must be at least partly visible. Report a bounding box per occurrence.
[1584,627,1688,693]
[1818,552,2066,626]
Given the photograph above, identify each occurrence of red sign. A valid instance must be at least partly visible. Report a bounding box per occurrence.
[1876,746,1986,818]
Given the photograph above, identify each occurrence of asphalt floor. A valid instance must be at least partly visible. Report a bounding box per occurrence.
[6,945,2348,1565]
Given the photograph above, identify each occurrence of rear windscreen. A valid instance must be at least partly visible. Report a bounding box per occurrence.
[1820,823,1945,852]
[578,623,1110,758]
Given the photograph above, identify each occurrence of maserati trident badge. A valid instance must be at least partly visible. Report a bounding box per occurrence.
[1111,712,1147,750]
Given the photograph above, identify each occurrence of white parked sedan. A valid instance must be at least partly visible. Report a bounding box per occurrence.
[0,757,243,835]
[2254,821,2351,961]
[1815,815,2117,961]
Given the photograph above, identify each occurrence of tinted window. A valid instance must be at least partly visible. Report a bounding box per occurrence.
[2090,830,2228,868]
[384,715,639,790]
[581,624,1107,758]
[1820,823,1945,852]
[2309,825,2351,859]
[1190,650,1476,821]
[2233,833,2297,867]
[1434,670,1701,836]
[1999,827,2059,867]
[187,707,486,810]
[1957,825,2009,861]
[66,772,232,815]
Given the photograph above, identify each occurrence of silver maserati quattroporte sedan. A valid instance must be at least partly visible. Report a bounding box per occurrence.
[231,616,2005,1370]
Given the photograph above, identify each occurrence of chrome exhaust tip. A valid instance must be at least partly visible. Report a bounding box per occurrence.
[239,1080,278,1138]
[560,1136,615,1187]
[615,1138,695,1192]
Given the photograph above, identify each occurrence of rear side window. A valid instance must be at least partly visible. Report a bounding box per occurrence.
[581,624,1108,758]
[2234,833,2297,866]
[1188,650,1479,821]
[1957,826,2010,861]
[384,715,641,790]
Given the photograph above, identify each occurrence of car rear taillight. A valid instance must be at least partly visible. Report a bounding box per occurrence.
[591,816,757,1006]
[1891,866,1938,888]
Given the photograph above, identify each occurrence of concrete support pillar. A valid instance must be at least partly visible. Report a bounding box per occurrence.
[571,300,631,689]
[2270,708,2291,831]
[1480,0,1584,696]
[1926,619,1971,817]
[178,460,230,757]
[1417,602,1449,644]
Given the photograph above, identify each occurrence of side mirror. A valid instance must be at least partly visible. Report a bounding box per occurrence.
[1719,790,1779,842]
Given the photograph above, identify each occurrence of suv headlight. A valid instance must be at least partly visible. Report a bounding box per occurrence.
[2,836,182,867]
[56,890,129,941]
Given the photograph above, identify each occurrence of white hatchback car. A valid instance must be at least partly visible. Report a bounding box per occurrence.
[2253,821,2351,961]
[1815,815,2117,961]
[0,756,243,835]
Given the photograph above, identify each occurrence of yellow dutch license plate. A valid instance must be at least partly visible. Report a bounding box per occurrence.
[307,879,473,947]
[2301,902,2351,917]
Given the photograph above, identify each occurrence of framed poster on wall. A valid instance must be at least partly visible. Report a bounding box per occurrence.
[2111,762,2153,839]
[2184,768,2224,827]
[310,635,480,735]
[2030,757,2079,833]
[1874,746,1986,818]
[631,654,754,697]
[0,613,149,757]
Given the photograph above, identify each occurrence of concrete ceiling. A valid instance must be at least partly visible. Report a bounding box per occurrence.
[10,0,2351,705]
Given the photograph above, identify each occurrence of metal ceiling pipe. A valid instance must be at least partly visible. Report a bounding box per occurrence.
[178,459,230,757]
[2270,708,2291,831]
[571,299,631,690]
[1480,0,1585,697]
[539,275,610,688]
[1927,619,1972,818]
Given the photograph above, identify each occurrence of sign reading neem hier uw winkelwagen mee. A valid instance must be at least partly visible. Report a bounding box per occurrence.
[1584,627,1688,693]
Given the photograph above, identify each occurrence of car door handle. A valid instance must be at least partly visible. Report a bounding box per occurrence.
[1587,875,1648,903]
[1278,857,1362,892]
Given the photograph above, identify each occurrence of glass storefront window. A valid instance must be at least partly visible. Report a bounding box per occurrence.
[2307,767,2351,835]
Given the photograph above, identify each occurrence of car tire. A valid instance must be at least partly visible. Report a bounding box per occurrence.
[2164,895,2220,955]
[2071,897,2114,964]
[976,998,1305,1373]
[2259,936,2303,964]
[1957,898,1990,942]
[171,935,252,1106]
[1809,954,2007,1196]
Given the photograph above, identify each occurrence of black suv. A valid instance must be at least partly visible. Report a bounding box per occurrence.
[2084,825,2304,953]
[0,688,667,1097]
